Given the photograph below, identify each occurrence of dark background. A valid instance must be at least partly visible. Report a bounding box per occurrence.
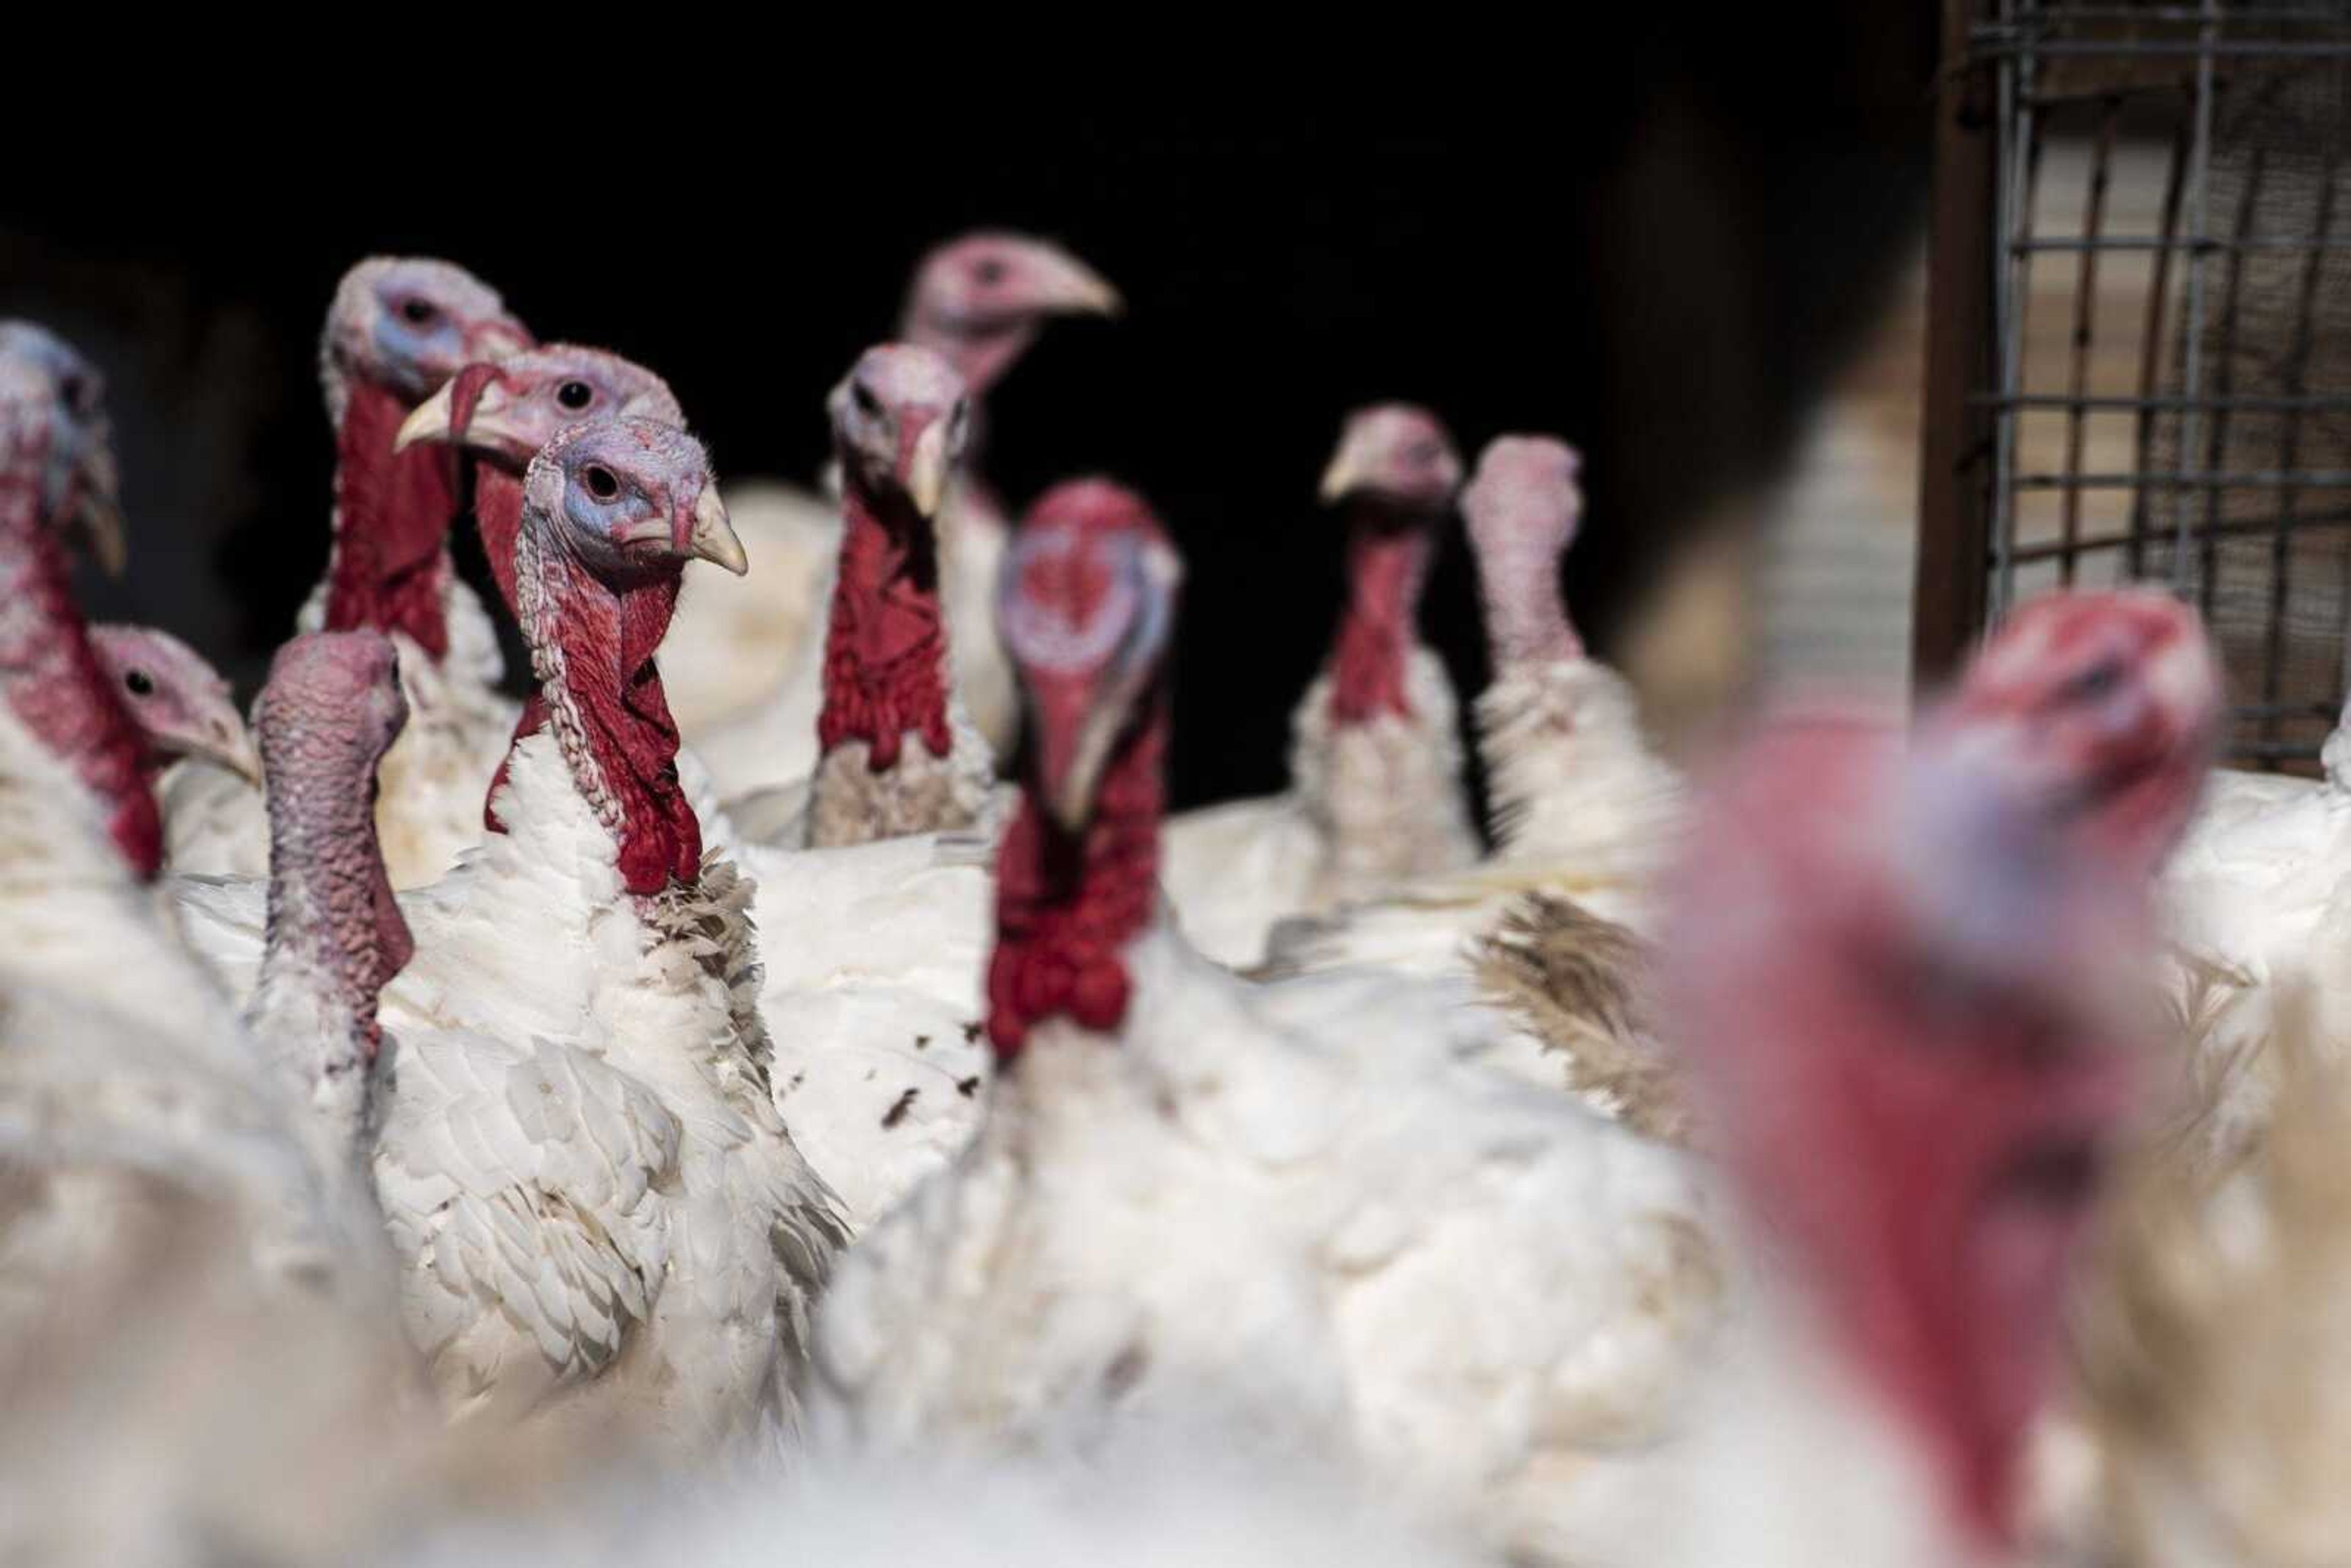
[3,21,1934,812]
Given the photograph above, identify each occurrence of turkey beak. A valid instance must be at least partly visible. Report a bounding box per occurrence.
[1318,435,1376,506]
[185,709,264,788]
[1026,245,1123,319]
[397,365,520,457]
[901,416,952,519]
[393,384,454,452]
[1030,676,1123,836]
[73,483,129,578]
[683,486,748,576]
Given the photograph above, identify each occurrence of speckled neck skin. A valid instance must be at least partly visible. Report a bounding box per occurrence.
[323,380,458,661]
[987,702,1166,1062]
[0,416,160,879]
[510,516,699,898]
[1327,505,1437,726]
[257,645,413,1063]
[1470,516,1581,670]
[816,478,954,775]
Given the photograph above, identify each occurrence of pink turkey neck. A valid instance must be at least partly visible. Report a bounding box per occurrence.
[0,433,162,879]
[816,476,953,770]
[324,381,457,660]
[1474,528,1583,669]
[262,731,413,1061]
[509,541,699,898]
[986,702,1166,1062]
[1327,504,1439,724]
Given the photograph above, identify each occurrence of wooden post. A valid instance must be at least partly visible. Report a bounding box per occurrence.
[1912,0,1998,687]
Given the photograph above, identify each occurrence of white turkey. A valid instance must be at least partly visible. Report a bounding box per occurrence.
[677,231,1119,758]
[808,478,1722,1565]
[1160,403,1480,967]
[1564,667,2206,1568]
[87,622,262,790]
[160,256,530,888]
[708,343,998,848]
[0,336,398,1362]
[179,419,849,1457]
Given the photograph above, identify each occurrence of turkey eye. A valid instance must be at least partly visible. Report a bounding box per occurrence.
[852,382,883,421]
[400,298,440,327]
[123,669,153,697]
[582,465,621,501]
[2064,659,2127,704]
[973,258,1008,285]
[557,380,594,411]
[58,372,94,416]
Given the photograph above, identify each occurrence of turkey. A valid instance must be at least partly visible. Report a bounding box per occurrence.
[673,231,1119,754]
[0,348,399,1370]
[809,478,1723,1566]
[1569,688,2190,1568]
[162,256,530,887]
[0,321,157,877]
[88,623,262,789]
[707,344,998,847]
[1160,403,1480,967]
[2153,690,2351,1168]
[179,418,847,1457]
[1261,436,1682,978]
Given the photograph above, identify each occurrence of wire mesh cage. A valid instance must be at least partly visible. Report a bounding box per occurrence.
[1917,0,2351,768]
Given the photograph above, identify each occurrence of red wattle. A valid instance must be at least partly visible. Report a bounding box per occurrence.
[1327,521,1431,726]
[325,381,457,660]
[986,708,1165,1060]
[817,486,954,770]
[0,447,162,879]
[508,554,699,897]
[473,461,527,618]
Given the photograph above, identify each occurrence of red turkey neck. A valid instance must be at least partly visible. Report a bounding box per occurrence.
[324,381,457,660]
[509,538,700,897]
[986,701,1167,1062]
[0,440,162,879]
[816,477,953,771]
[1327,504,1438,724]
[473,462,527,617]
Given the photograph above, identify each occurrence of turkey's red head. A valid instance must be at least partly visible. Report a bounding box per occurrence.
[902,231,1119,397]
[0,320,125,577]
[392,343,683,617]
[1461,435,1586,667]
[321,257,530,411]
[1930,589,2221,878]
[318,258,531,662]
[394,344,684,470]
[88,624,260,786]
[1319,402,1460,725]
[0,328,160,879]
[988,478,1180,1060]
[999,479,1179,835]
[257,631,413,1044]
[514,418,740,896]
[1667,711,2145,1553]
[829,344,970,521]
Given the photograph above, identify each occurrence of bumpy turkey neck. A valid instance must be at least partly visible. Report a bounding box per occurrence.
[510,522,700,898]
[259,749,410,1062]
[1472,532,1582,670]
[1327,506,1438,726]
[0,431,161,879]
[986,702,1167,1062]
[816,478,953,772]
[323,380,457,660]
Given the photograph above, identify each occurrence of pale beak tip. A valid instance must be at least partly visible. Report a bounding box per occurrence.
[691,490,749,576]
[394,389,454,455]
